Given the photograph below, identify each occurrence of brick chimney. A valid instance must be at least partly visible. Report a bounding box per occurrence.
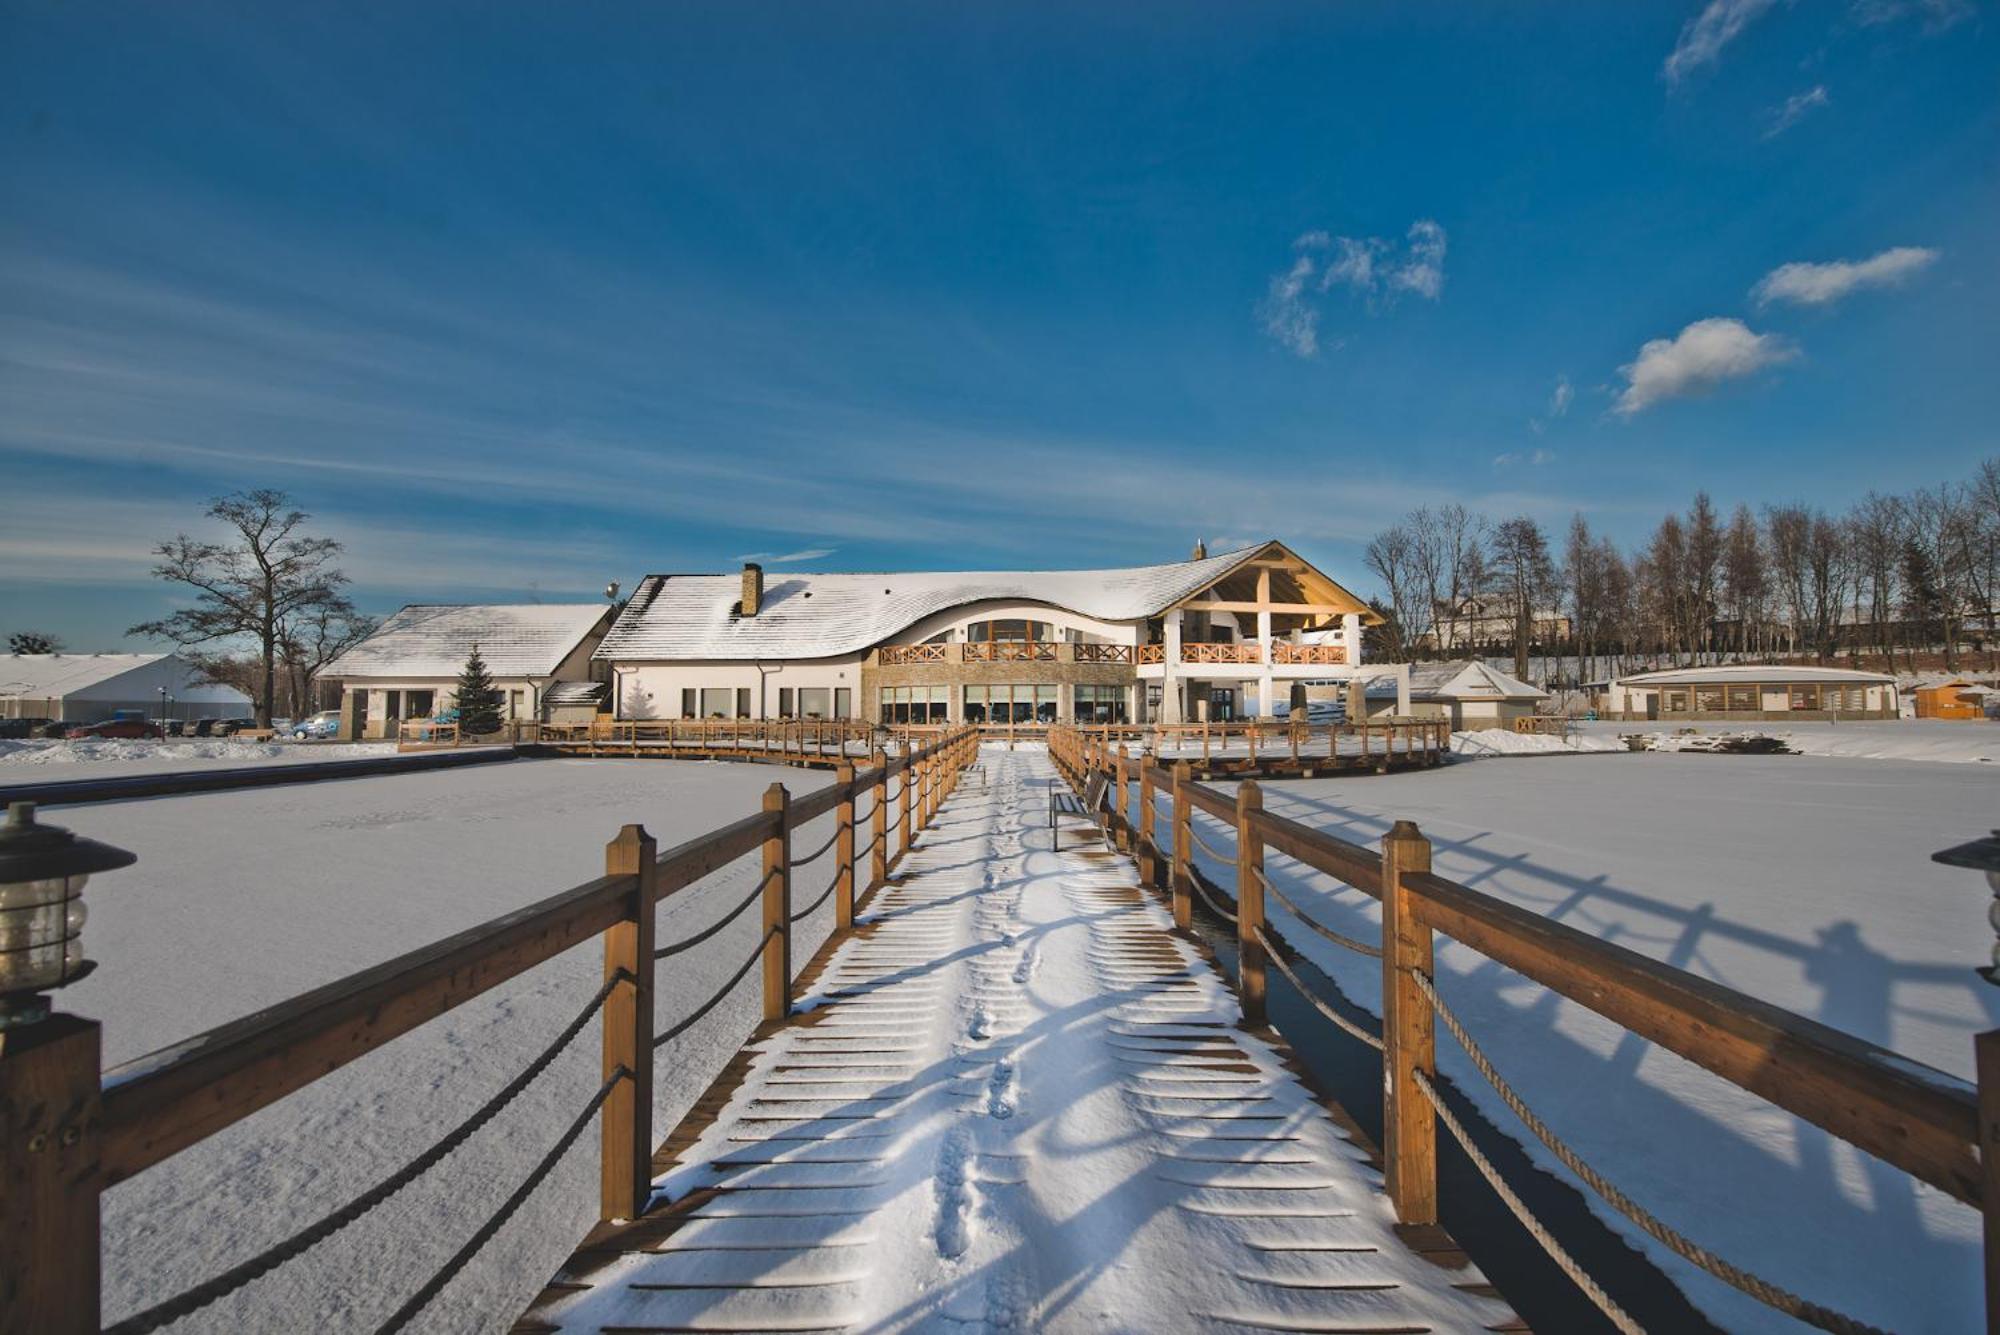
[740,562,763,617]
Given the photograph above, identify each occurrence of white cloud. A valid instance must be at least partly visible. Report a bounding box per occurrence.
[1751,246,1940,307]
[1257,220,1447,357]
[1613,317,1799,416]
[1494,449,1557,469]
[1663,0,1780,84]
[1549,375,1573,418]
[1850,0,1973,30]
[1763,84,1830,138]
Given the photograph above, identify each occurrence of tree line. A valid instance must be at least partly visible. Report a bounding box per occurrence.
[1364,456,2000,683]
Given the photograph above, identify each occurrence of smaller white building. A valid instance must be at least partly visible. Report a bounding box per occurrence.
[1597,664,1898,722]
[0,653,251,724]
[1359,660,1548,729]
[323,604,615,739]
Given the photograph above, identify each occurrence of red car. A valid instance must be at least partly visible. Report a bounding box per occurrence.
[64,718,157,740]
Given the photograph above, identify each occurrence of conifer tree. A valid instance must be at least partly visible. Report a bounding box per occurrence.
[453,644,504,736]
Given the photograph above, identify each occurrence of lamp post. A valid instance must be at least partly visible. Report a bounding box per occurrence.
[1933,830,2000,1330]
[0,800,136,1332]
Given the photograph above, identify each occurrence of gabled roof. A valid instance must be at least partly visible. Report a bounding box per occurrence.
[596,541,1372,663]
[1367,660,1547,701]
[1615,664,1895,687]
[543,680,609,706]
[0,653,171,696]
[325,604,611,679]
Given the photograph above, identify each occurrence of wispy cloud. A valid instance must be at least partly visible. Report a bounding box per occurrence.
[733,548,836,565]
[1751,246,1940,307]
[1762,84,1830,138]
[1850,0,1974,31]
[1663,0,1780,85]
[1529,374,1572,435]
[1257,221,1447,358]
[1613,317,1798,416]
[1493,449,1557,469]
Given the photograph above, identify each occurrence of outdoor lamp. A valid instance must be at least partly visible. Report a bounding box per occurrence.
[0,801,135,1028]
[1933,830,2000,986]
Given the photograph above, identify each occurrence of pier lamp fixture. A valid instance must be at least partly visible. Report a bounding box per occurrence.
[0,802,135,1028]
[1933,830,2000,986]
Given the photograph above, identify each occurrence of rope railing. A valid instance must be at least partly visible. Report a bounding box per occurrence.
[1259,867,1382,958]
[789,874,841,923]
[1186,867,1238,925]
[1411,970,1889,1335]
[1187,821,1234,861]
[653,925,780,1049]
[790,823,843,869]
[103,971,630,1335]
[1255,928,1384,1051]
[653,871,774,961]
[375,1064,630,1334]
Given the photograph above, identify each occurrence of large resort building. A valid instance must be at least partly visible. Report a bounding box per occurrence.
[594,540,1402,726]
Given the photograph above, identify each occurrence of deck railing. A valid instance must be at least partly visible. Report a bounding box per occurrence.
[1270,641,1347,665]
[1046,724,1990,1334]
[1179,641,1262,664]
[1071,642,1133,664]
[876,642,948,666]
[962,640,1057,662]
[4,728,980,1334]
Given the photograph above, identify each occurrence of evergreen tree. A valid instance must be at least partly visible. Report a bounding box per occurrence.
[453,644,504,736]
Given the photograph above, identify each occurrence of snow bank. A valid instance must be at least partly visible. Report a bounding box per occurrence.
[1449,728,1624,757]
[1590,720,1999,765]
[1175,754,1995,1333]
[0,738,407,774]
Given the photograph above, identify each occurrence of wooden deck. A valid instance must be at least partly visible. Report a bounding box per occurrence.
[515,750,1517,1333]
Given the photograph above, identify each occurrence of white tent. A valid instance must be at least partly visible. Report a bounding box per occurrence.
[0,654,250,724]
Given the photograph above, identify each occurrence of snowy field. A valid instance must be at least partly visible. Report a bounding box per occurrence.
[1180,749,1996,1333]
[0,737,419,778]
[63,756,856,1333]
[1578,717,2000,765]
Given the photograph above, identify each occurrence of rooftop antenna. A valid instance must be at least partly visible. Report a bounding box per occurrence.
[605,581,621,603]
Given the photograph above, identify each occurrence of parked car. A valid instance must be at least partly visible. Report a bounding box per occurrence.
[210,718,258,737]
[187,717,218,737]
[36,719,72,739]
[292,710,341,739]
[0,718,53,739]
[65,718,156,740]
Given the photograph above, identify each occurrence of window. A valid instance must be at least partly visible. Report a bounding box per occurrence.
[700,687,733,718]
[1693,687,1724,713]
[1725,685,1757,712]
[1073,684,1128,724]
[835,687,852,719]
[509,689,525,720]
[1787,685,1819,711]
[800,687,831,719]
[966,619,1052,642]
[964,684,1056,724]
[778,687,795,718]
[1664,690,1690,713]
[681,688,697,718]
[408,689,435,719]
[384,690,404,721]
[878,685,947,724]
[736,688,752,718]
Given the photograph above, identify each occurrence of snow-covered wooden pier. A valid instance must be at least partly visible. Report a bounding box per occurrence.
[515,748,1513,1333]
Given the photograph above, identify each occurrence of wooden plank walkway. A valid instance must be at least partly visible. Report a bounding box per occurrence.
[518,750,1517,1333]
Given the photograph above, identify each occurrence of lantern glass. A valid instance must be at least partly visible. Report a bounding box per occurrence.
[0,871,88,992]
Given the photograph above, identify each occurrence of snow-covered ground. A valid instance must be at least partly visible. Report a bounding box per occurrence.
[1574,718,1999,765]
[1449,727,1624,757]
[1179,751,1996,1333]
[0,737,415,777]
[66,756,852,1333]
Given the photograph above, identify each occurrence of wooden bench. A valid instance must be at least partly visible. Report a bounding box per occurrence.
[1050,772,1110,851]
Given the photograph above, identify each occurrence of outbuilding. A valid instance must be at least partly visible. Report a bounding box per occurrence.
[1597,664,1897,722]
[1359,660,1548,730]
[1913,679,1995,721]
[0,653,251,725]
[322,604,616,740]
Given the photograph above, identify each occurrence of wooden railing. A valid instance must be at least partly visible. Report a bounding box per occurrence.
[962,640,1057,663]
[1511,715,1570,736]
[4,729,980,1333]
[876,643,948,665]
[1052,719,1449,771]
[1047,724,1990,1329]
[1270,641,1347,665]
[1180,641,1262,664]
[1135,644,1164,665]
[1072,642,1134,664]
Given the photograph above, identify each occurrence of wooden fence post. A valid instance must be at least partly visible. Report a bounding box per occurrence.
[1171,761,1192,932]
[1236,781,1267,1025]
[897,749,913,859]
[834,763,857,932]
[1137,755,1158,889]
[1114,746,1131,851]
[870,749,889,890]
[0,1014,102,1334]
[1382,819,1438,1225]
[762,784,791,1022]
[601,824,657,1221]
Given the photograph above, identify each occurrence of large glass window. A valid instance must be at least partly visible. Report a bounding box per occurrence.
[1073,684,1128,724]
[964,683,1057,724]
[878,685,947,723]
[1788,685,1819,711]
[700,687,734,718]
[799,687,831,718]
[1725,685,1757,712]
[835,687,852,719]
[408,689,435,719]
[966,619,1052,642]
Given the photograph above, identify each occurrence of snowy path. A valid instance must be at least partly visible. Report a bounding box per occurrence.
[528,749,1512,1333]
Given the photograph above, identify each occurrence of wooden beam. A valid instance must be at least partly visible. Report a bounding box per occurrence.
[1404,868,1982,1206]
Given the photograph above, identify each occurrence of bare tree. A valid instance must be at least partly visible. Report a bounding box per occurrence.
[1646,514,1689,663]
[1805,512,1852,662]
[1847,493,1905,666]
[1685,493,1723,663]
[1720,504,1766,656]
[1765,505,1811,658]
[1488,516,1555,679]
[6,630,64,655]
[1363,525,1421,662]
[129,489,353,726]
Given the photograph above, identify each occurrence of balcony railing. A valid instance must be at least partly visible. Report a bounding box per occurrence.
[1072,642,1133,664]
[1135,644,1165,665]
[963,641,1057,663]
[878,643,948,666]
[1181,642,1262,664]
[1271,641,1347,665]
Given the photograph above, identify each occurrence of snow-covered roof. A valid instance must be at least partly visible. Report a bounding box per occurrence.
[1614,664,1896,687]
[0,653,171,696]
[325,605,610,679]
[543,680,608,706]
[597,544,1309,662]
[1366,660,1547,701]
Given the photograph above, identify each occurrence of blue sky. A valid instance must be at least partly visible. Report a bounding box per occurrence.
[2,2,1995,647]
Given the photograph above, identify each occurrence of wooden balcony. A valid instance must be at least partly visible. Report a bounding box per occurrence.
[1271,641,1347,665]
[963,640,1057,663]
[1135,644,1164,665]
[1072,642,1133,664]
[878,643,948,665]
[1180,642,1262,664]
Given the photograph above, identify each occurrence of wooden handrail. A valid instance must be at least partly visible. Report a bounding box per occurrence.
[1402,867,1981,1206]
